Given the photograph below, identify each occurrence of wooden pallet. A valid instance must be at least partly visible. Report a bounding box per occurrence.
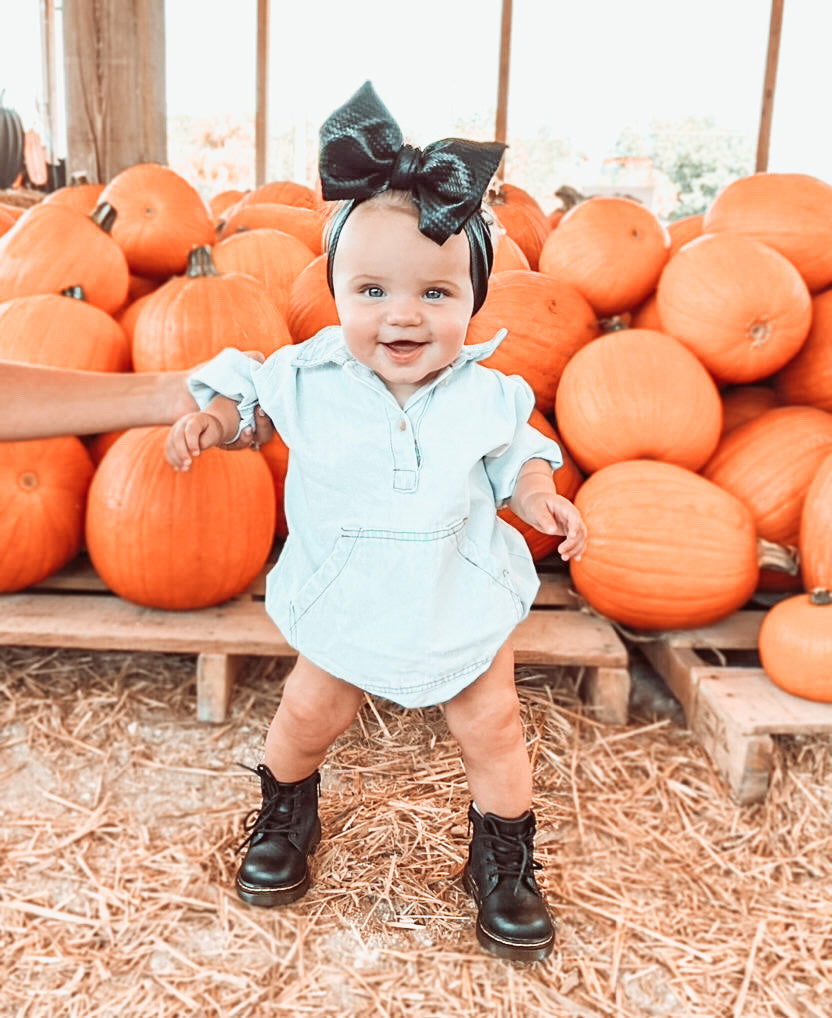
[640,612,832,804]
[0,554,631,725]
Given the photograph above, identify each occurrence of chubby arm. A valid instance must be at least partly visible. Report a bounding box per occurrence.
[508,458,587,561]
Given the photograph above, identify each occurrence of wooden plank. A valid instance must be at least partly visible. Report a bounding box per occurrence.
[197,653,245,723]
[255,0,269,187]
[582,666,631,726]
[513,611,627,668]
[658,611,765,650]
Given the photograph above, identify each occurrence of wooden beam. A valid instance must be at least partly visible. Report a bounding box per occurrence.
[62,0,166,183]
[38,0,60,163]
[756,0,785,172]
[495,0,512,146]
[255,0,269,187]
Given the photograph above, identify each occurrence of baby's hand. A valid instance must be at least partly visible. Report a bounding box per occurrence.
[166,411,226,471]
[521,492,587,562]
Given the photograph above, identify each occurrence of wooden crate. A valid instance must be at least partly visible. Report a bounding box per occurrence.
[640,611,832,804]
[0,554,631,725]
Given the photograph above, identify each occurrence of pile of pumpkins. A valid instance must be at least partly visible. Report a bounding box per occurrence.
[0,162,829,702]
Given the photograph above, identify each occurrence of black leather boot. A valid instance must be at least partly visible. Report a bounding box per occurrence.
[235,765,321,907]
[463,804,555,962]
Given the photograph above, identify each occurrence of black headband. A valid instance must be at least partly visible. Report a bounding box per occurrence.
[319,81,506,315]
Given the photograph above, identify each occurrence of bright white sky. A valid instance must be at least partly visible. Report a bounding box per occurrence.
[3,1,830,185]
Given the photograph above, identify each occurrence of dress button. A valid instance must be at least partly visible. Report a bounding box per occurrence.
[399,419,407,431]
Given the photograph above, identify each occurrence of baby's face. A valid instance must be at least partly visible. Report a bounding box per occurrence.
[331,200,475,405]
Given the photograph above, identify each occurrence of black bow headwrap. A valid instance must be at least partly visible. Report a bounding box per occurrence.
[319,80,506,245]
[320,81,506,314]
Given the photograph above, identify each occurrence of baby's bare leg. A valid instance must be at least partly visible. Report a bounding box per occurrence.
[442,641,533,818]
[264,654,365,782]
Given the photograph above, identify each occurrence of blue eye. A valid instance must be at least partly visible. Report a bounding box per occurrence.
[363,285,384,298]
[425,288,445,300]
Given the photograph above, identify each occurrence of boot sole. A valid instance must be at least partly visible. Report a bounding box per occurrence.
[463,867,555,963]
[235,828,321,908]
[235,870,312,908]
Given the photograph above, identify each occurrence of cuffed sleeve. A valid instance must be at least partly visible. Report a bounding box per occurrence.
[187,348,264,440]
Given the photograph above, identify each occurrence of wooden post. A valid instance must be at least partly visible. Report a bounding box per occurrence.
[255,0,269,187]
[38,0,60,164]
[62,0,166,182]
[494,0,512,186]
[756,0,785,172]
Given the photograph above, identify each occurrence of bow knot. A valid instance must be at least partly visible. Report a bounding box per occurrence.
[319,81,505,245]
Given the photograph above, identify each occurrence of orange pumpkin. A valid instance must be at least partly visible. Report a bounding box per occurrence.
[98,162,215,279]
[570,460,760,630]
[465,269,600,415]
[0,287,131,372]
[41,182,105,215]
[555,328,722,474]
[489,184,551,271]
[0,436,95,592]
[0,205,16,239]
[287,254,340,343]
[0,202,129,314]
[800,450,832,590]
[236,179,319,210]
[628,291,662,331]
[209,188,246,220]
[491,231,530,273]
[758,590,832,702]
[212,228,316,317]
[774,286,832,413]
[703,172,832,293]
[656,233,812,384]
[702,405,832,547]
[217,202,325,255]
[498,409,583,561]
[85,427,276,610]
[539,196,670,316]
[666,213,704,256]
[132,245,292,371]
[720,385,781,436]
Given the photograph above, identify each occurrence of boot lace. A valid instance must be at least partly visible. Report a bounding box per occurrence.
[236,763,299,854]
[481,820,542,896]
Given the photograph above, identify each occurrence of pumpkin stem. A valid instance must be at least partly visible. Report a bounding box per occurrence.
[186,245,220,278]
[60,285,87,301]
[809,588,832,606]
[756,538,799,576]
[554,185,586,210]
[90,202,118,234]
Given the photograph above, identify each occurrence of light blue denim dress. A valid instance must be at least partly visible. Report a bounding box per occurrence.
[189,327,563,708]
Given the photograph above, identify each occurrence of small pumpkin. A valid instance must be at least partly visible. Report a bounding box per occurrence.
[554,328,722,474]
[539,196,670,316]
[800,449,832,590]
[774,286,832,413]
[212,227,316,317]
[0,286,131,372]
[666,213,704,256]
[286,254,340,343]
[758,589,832,702]
[41,182,105,215]
[465,269,600,415]
[0,436,95,592]
[703,172,832,293]
[0,202,129,314]
[491,231,530,273]
[132,244,292,371]
[98,163,215,279]
[570,459,766,630]
[656,233,812,384]
[209,188,245,220]
[489,183,551,271]
[85,427,276,610]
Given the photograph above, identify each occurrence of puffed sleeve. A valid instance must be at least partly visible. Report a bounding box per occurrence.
[187,348,265,441]
[483,372,563,507]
